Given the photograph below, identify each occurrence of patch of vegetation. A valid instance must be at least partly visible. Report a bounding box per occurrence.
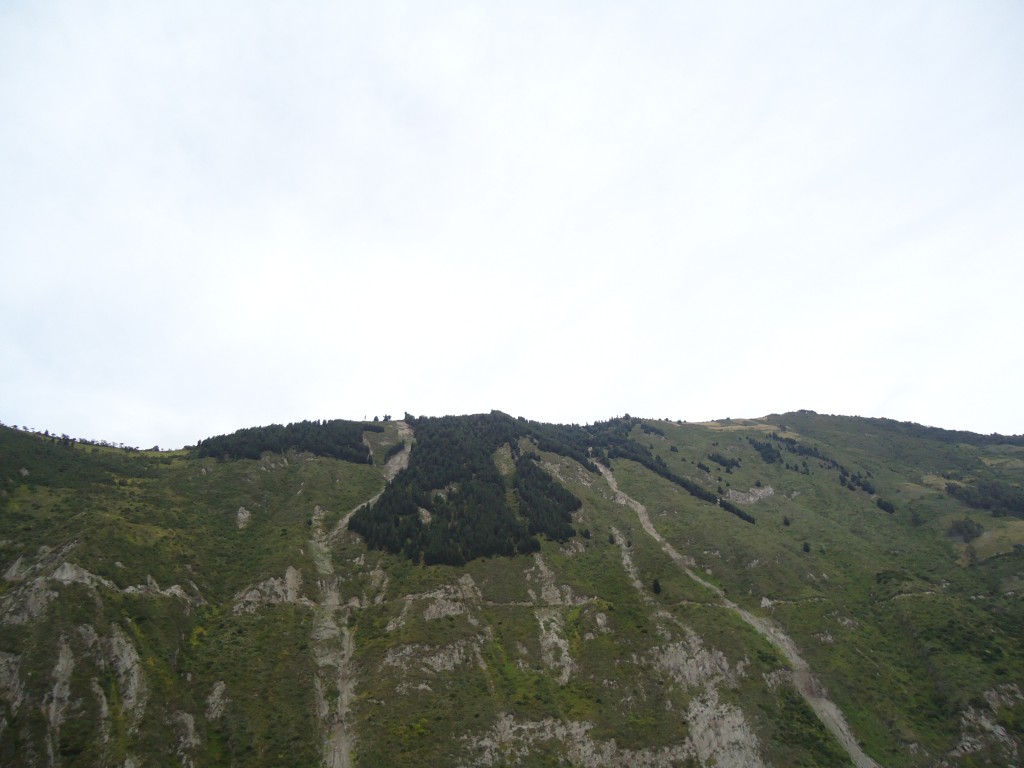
[383,440,407,462]
[772,685,854,766]
[195,419,380,462]
[708,452,741,470]
[947,517,984,542]
[351,414,759,565]
[348,413,539,564]
[946,477,1024,518]
[748,437,782,464]
[515,453,581,543]
[876,497,896,514]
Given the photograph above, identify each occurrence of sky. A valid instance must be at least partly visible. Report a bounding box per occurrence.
[2,1,1023,449]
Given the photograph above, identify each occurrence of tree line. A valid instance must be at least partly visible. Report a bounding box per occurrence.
[349,412,770,565]
[947,478,1024,519]
[195,419,382,463]
[347,412,586,565]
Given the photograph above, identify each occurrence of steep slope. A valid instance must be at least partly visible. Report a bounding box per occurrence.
[1,413,1022,767]
[595,461,877,767]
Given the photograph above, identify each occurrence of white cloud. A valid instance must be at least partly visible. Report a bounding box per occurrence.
[2,1,1022,446]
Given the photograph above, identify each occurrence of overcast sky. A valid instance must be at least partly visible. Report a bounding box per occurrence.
[2,1,1022,448]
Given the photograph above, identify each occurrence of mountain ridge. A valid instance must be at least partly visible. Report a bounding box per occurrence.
[1,411,1022,766]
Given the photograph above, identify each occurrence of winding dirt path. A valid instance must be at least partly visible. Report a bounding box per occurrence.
[596,463,882,768]
[330,421,414,541]
[312,421,415,766]
[382,421,414,481]
[310,506,356,768]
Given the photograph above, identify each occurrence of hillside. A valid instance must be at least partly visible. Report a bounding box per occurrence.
[1,412,1023,767]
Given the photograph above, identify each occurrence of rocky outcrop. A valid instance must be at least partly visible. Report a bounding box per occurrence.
[535,608,575,685]
[651,629,738,691]
[232,566,315,614]
[939,685,1024,766]
[205,681,228,721]
[686,688,765,768]
[460,714,695,767]
[525,553,590,607]
[2,548,202,626]
[726,484,774,504]
[109,624,148,731]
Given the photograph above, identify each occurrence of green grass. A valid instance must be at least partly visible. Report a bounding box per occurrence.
[3,416,1024,766]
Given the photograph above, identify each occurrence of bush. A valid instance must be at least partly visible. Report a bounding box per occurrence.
[947,518,983,542]
[876,498,896,514]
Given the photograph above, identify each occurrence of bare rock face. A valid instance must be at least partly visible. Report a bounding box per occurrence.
[386,573,483,633]
[651,630,737,690]
[0,652,24,715]
[460,713,697,767]
[109,624,148,731]
[726,485,775,504]
[535,608,575,685]
[233,566,315,614]
[938,686,1024,766]
[384,639,478,677]
[422,574,482,621]
[205,681,228,721]
[525,553,590,607]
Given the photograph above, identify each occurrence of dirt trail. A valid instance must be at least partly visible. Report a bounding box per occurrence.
[311,509,357,767]
[596,463,882,768]
[312,422,414,766]
[330,421,414,541]
[386,421,414,479]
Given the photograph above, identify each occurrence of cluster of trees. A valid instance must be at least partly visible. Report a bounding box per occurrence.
[840,468,876,494]
[639,422,666,437]
[759,432,881,490]
[768,433,846,472]
[947,517,984,542]
[719,496,756,524]
[708,452,741,470]
[195,419,382,462]
[855,417,1024,448]
[348,412,587,565]
[527,424,598,471]
[747,437,782,464]
[0,425,160,489]
[515,453,580,542]
[350,412,766,565]
[946,479,1024,519]
[383,441,407,461]
[750,433,894,511]
[2,423,149,452]
[876,498,896,514]
[606,436,755,524]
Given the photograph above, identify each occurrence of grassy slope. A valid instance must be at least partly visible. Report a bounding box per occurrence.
[0,426,387,767]
[615,415,1024,765]
[2,415,1023,767]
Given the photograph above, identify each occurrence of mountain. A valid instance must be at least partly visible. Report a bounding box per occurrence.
[1,411,1023,767]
